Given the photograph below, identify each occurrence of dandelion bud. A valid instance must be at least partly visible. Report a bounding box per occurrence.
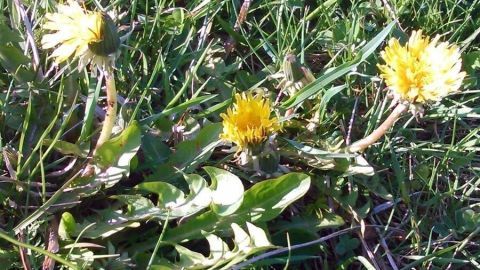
[281,54,316,96]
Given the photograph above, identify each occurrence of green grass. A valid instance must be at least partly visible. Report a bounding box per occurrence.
[1,0,480,269]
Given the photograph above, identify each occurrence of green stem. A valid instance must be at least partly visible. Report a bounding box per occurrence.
[347,102,408,153]
[0,229,78,269]
[147,212,170,270]
[95,73,117,150]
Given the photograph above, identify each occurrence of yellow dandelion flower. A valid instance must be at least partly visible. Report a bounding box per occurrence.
[41,0,120,71]
[220,93,281,151]
[378,30,465,104]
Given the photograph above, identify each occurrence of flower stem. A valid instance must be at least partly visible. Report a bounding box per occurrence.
[95,73,117,150]
[347,103,408,153]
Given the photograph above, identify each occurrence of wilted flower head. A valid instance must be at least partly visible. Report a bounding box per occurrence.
[220,93,281,152]
[41,1,120,72]
[378,30,465,104]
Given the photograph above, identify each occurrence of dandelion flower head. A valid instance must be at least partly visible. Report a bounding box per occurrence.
[41,0,120,71]
[220,93,281,151]
[378,30,465,104]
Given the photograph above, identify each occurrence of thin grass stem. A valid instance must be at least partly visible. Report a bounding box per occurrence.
[0,229,78,269]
